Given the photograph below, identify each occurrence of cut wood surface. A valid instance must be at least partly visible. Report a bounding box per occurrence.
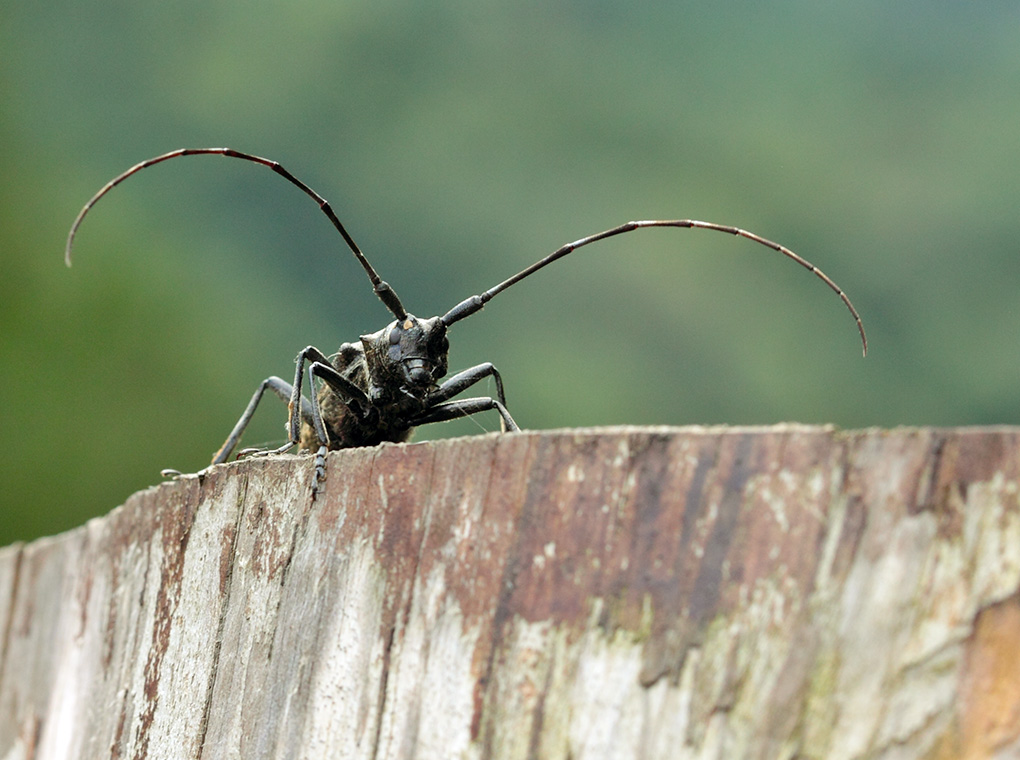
[2,425,1020,759]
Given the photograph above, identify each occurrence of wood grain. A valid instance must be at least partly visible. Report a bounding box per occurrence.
[2,425,1020,759]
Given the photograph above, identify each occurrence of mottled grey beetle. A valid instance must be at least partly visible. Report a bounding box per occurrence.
[66,148,867,490]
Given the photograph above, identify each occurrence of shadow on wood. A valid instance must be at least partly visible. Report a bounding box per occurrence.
[2,425,1020,758]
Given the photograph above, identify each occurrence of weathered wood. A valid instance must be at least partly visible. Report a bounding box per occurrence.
[2,425,1020,759]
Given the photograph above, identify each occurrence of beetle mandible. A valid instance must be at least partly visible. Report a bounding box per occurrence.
[65,148,868,491]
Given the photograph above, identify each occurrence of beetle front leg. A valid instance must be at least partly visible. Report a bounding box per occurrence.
[244,346,365,499]
[427,362,512,431]
[286,346,336,446]
[301,357,375,498]
[308,358,373,422]
[411,396,520,433]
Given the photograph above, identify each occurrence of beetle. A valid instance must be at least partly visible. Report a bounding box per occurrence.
[65,148,867,491]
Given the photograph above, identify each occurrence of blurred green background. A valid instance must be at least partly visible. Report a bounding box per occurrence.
[2,2,1019,544]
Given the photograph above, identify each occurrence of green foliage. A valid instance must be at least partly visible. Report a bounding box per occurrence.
[3,1,1019,543]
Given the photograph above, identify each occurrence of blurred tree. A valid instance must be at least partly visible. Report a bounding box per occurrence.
[2,0,1020,543]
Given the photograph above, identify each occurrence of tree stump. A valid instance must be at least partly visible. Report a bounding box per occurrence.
[2,425,1020,759]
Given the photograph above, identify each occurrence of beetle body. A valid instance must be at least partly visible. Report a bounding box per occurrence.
[300,315,452,450]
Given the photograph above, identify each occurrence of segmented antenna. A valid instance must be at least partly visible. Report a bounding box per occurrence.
[64,148,408,321]
[441,220,867,356]
[67,151,866,356]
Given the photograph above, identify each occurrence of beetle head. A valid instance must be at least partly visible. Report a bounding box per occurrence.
[362,314,450,394]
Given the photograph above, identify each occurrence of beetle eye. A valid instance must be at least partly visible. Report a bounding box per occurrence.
[389,327,401,345]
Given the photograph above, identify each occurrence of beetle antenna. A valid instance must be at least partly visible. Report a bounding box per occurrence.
[65,148,408,321]
[440,219,867,356]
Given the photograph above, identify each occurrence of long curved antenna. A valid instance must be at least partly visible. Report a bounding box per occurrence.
[65,148,408,321]
[441,219,867,356]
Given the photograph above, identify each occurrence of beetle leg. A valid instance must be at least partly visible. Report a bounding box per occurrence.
[308,359,372,419]
[427,363,511,431]
[211,376,314,464]
[412,396,520,433]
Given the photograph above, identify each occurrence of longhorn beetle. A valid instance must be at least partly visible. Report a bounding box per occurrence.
[66,148,868,492]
